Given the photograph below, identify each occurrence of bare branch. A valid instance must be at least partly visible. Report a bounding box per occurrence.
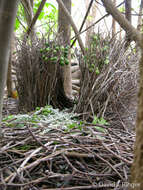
[101,0,142,47]
[71,0,94,48]
[26,0,47,37]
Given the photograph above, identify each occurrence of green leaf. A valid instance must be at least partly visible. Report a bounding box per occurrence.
[17,123,25,128]
[95,126,105,133]
[50,57,58,61]
[93,115,99,125]
[46,47,50,51]
[14,18,20,31]
[99,118,108,125]
[91,64,95,68]
[67,123,76,129]
[105,58,109,65]
[2,115,14,122]
[60,57,64,62]
[96,67,100,74]
[60,61,65,66]
[65,58,69,65]
[103,45,108,51]
[38,11,45,20]
[93,115,108,126]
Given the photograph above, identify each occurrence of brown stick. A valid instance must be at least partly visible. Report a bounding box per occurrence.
[71,1,124,41]
[101,0,142,47]
[71,0,94,48]
[26,0,47,37]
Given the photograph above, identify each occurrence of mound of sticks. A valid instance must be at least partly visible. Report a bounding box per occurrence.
[16,36,73,112]
[75,35,138,130]
[0,110,134,190]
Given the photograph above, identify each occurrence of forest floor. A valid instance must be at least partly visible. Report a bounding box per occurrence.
[0,97,136,190]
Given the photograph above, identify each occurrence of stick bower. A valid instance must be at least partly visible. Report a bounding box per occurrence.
[75,34,138,130]
[16,36,73,112]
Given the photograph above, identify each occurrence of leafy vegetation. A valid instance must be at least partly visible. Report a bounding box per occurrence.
[2,105,78,131]
[92,115,108,132]
[40,43,70,66]
[15,0,58,35]
[2,105,108,134]
[84,33,110,74]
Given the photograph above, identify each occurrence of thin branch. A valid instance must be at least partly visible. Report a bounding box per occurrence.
[16,16,27,31]
[71,13,108,41]
[137,0,143,30]
[26,0,47,37]
[101,0,142,47]
[71,1,125,42]
[71,0,94,48]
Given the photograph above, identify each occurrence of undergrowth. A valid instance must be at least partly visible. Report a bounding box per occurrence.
[2,105,108,134]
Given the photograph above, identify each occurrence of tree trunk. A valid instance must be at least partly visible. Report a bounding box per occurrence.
[125,0,132,22]
[112,0,116,37]
[26,0,47,37]
[22,0,36,39]
[6,55,12,97]
[85,0,97,47]
[130,48,143,189]
[101,0,141,45]
[137,0,143,31]
[6,33,16,97]
[56,0,85,55]
[22,0,34,27]
[125,0,132,46]
[101,0,143,189]
[58,0,72,98]
[0,0,18,136]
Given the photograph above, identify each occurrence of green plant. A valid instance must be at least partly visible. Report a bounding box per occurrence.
[67,123,77,130]
[104,57,109,65]
[92,115,108,132]
[41,105,53,116]
[65,58,69,65]
[85,33,110,75]
[15,1,57,36]
[2,115,14,121]
[59,56,65,66]
[50,57,58,61]
[40,43,71,67]
[66,121,84,131]
[95,67,100,75]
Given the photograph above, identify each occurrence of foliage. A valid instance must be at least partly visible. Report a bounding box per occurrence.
[2,105,81,132]
[84,33,110,74]
[40,43,70,66]
[93,115,108,125]
[15,3,25,32]
[34,0,58,35]
[67,121,84,131]
[119,5,125,13]
[15,0,58,35]
[92,115,108,132]
[76,35,138,126]
[34,0,57,22]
